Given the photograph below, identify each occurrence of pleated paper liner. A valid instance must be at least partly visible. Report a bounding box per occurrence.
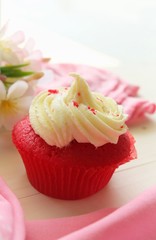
[21,151,116,200]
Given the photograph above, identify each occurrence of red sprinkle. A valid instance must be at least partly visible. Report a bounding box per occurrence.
[48,89,59,94]
[73,101,79,108]
[88,106,96,115]
[77,92,81,96]
[120,125,124,129]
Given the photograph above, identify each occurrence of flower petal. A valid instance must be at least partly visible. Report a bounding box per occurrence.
[1,97,31,130]
[1,50,21,65]
[2,112,21,130]
[17,96,33,110]
[24,38,35,53]
[0,80,6,100]
[7,81,28,99]
[0,23,8,38]
[10,31,25,44]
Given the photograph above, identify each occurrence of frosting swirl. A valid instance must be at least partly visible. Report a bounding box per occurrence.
[29,74,127,147]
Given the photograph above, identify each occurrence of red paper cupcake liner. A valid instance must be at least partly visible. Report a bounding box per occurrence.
[20,151,116,200]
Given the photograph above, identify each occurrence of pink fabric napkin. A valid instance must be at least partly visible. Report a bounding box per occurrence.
[26,186,156,240]
[0,177,25,240]
[1,177,156,240]
[38,63,156,124]
[59,187,156,240]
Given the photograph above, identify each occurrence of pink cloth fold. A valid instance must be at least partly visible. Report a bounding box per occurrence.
[26,186,156,240]
[1,177,156,240]
[25,208,115,240]
[0,178,25,240]
[38,63,156,124]
[59,187,156,240]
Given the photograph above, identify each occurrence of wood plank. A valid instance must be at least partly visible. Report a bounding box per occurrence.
[19,161,156,220]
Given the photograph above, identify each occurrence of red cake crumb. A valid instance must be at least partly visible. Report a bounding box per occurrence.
[48,89,59,94]
[73,101,79,108]
[88,106,96,115]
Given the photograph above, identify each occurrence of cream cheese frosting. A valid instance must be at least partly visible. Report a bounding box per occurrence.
[29,74,128,148]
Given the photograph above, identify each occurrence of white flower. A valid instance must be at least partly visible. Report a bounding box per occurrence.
[0,24,48,71]
[0,24,25,65]
[0,80,33,130]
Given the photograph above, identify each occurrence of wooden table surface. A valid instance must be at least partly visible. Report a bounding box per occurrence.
[0,28,156,221]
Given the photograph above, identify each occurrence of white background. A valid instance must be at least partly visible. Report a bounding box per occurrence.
[1,0,156,100]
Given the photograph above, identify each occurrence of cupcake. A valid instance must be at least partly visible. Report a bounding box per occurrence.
[12,74,137,200]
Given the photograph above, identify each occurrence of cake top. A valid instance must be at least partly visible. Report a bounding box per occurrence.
[29,74,127,148]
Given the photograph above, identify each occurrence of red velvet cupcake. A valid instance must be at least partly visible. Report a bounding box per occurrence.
[12,74,137,200]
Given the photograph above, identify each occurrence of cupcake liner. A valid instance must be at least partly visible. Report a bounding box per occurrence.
[20,151,116,200]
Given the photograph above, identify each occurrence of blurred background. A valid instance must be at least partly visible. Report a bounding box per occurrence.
[1,0,156,98]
